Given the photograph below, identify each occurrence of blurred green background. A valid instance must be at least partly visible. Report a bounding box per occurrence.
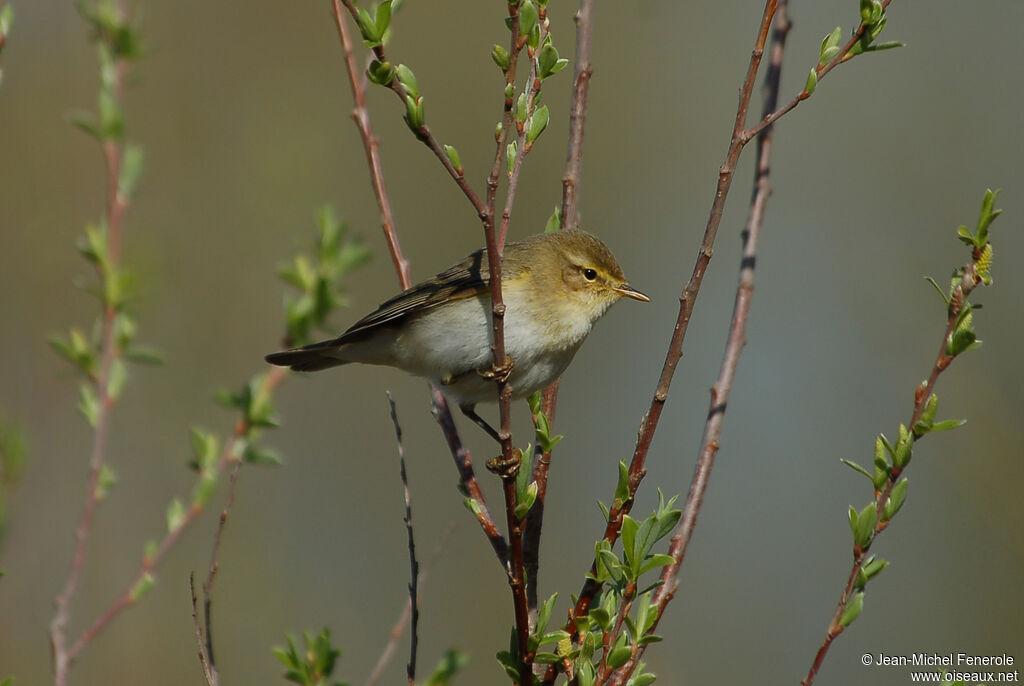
[1,1,1022,684]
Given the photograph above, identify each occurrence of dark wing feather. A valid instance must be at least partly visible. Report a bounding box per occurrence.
[338,248,491,341]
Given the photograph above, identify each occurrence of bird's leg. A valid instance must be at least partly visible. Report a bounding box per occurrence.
[460,404,502,444]
[476,356,515,384]
[460,404,521,479]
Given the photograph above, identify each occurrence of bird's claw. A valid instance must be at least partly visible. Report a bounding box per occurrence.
[478,357,515,385]
[486,448,523,480]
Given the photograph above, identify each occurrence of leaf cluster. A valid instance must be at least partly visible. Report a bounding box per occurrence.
[278,206,371,348]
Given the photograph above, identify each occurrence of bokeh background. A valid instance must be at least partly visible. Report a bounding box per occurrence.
[1,1,1022,684]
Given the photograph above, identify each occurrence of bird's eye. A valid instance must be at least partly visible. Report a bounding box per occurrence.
[583,268,597,281]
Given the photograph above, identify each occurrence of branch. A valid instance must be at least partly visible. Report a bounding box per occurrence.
[336,0,489,223]
[525,0,598,624]
[616,5,793,681]
[191,455,244,686]
[545,6,781,674]
[364,523,455,686]
[385,393,419,686]
[800,194,996,685]
[329,0,509,574]
[61,368,286,669]
[50,5,133,681]
[560,0,596,232]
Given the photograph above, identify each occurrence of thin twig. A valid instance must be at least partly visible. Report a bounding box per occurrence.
[605,5,791,683]
[741,0,893,144]
[801,236,989,685]
[336,0,489,223]
[193,457,244,684]
[363,523,455,686]
[50,6,132,681]
[545,1,786,682]
[329,0,509,574]
[386,393,419,686]
[525,0,599,625]
[61,368,286,669]
[560,0,596,232]
[191,573,218,686]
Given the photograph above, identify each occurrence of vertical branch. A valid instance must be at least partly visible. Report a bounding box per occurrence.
[191,458,244,686]
[560,0,596,231]
[524,0,599,623]
[605,5,792,684]
[50,4,132,683]
[386,393,420,686]
[329,1,510,573]
[331,0,410,289]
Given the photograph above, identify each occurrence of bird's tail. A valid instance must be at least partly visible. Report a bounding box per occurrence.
[264,340,349,372]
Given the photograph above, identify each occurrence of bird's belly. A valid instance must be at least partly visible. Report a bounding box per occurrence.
[389,294,582,405]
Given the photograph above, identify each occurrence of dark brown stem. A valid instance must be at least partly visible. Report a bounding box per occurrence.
[385,393,419,686]
[523,379,558,622]
[430,388,509,566]
[191,574,218,686]
[364,524,455,686]
[560,0,596,231]
[194,457,243,685]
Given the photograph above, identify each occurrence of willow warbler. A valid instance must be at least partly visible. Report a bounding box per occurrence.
[265,229,648,432]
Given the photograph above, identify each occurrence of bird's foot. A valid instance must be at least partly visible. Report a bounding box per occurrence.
[477,357,515,385]
[486,447,523,481]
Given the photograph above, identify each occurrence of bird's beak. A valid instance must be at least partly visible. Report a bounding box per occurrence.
[614,283,651,303]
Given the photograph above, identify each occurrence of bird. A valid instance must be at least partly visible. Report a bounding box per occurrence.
[265,229,649,440]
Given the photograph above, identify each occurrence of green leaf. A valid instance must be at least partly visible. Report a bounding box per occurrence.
[518,0,538,37]
[118,143,144,201]
[608,644,632,670]
[526,104,549,145]
[637,554,675,576]
[106,358,127,400]
[443,144,461,173]
[374,1,392,37]
[506,140,517,175]
[78,383,101,427]
[883,477,908,521]
[862,40,904,53]
[95,463,117,501]
[395,63,419,99]
[491,44,511,71]
[614,460,629,505]
[621,515,639,567]
[129,571,155,602]
[804,67,818,95]
[840,458,873,482]
[366,59,393,86]
[854,503,877,548]
[403,95,425,132]
[930,418,967,432]
[125,345,165,365]
[356,7,379,44]
[544,206,562,233]
[243,444,283,466]
[423,649,469,686]
[166,498,186,533]
[838,591,864,627]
